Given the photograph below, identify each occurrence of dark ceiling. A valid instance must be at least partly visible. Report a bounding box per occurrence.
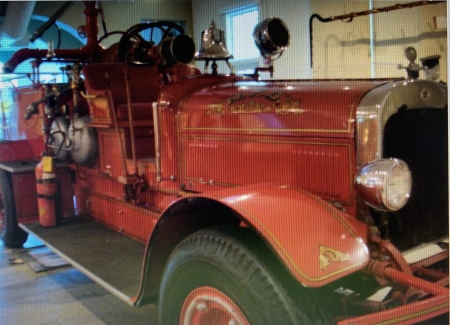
[0,2,7,17]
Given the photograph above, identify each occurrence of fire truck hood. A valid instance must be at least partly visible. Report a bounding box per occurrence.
[177,78,391,138]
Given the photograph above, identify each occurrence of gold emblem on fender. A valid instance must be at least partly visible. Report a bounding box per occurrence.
[319,245,351,270]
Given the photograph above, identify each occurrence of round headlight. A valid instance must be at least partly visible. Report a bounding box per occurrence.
[356,159,412,212]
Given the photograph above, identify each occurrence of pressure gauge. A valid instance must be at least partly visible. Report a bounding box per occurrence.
[405,47,417,63]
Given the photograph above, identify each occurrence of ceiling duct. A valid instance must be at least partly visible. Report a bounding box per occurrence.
[0,1,36,48]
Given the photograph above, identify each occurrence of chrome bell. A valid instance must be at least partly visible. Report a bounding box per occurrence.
[195,20,233,60]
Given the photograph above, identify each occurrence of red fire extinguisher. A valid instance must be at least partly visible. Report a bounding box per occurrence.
[35,154,61,227]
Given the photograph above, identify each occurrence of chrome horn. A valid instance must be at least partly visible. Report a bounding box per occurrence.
[253,18,290,60]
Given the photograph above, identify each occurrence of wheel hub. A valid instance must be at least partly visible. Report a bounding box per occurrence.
[181,286,250,325]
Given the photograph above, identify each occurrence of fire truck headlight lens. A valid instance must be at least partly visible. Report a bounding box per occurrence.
[356,159,412,212]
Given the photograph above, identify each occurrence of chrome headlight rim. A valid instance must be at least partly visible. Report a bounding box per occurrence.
[356,158,412,212]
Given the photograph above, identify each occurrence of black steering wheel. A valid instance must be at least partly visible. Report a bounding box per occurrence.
[97,30,126,46]
[117,21,186,66]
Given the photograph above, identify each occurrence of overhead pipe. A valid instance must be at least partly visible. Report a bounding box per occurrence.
[309,0,445,68]
[3,1,102,73]
[0,2,36,48]
[29,1,74,43]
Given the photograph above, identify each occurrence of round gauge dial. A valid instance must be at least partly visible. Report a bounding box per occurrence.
[405,47,417,62]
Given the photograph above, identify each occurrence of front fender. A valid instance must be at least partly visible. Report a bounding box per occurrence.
[137,184,370,305]
[202,184,369,287]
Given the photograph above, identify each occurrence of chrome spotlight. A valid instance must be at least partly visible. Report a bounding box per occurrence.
[253,18,290,59]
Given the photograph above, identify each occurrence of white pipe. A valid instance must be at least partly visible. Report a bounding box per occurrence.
[369,0,375,78]
[0,2,36,47]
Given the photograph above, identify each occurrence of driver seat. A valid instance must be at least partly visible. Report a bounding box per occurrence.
[83,62,159,127]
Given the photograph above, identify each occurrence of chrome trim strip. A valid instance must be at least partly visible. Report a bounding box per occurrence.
[152,102,162,182]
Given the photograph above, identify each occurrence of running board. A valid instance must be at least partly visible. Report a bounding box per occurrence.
[20,216,145,306]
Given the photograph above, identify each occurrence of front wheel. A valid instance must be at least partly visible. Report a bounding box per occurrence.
[159,227,326,325]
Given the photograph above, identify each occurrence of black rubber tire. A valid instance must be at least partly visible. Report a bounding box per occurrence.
[159,226,327,325]
[0,169,28,248]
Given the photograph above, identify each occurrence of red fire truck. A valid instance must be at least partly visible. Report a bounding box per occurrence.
[0,2,448,324]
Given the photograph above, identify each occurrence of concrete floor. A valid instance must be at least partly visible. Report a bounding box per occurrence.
[1,235,448,325]
[1,235,158,325]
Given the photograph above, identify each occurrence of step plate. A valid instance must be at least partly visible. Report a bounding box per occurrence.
[20,216,145,305]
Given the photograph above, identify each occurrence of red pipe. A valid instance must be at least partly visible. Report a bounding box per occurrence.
[3,1,102,73]
[384,267,448,296]
[338,265,448,325]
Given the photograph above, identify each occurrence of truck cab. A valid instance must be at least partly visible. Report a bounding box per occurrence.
[0,3,447,324]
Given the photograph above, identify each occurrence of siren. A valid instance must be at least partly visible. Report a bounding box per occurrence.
[159,34,196,65]
[253,18,290,59]
[116,22,196,66]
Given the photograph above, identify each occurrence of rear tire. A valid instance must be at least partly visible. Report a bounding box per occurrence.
[159,226,327,325]
[0,169,28,248]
